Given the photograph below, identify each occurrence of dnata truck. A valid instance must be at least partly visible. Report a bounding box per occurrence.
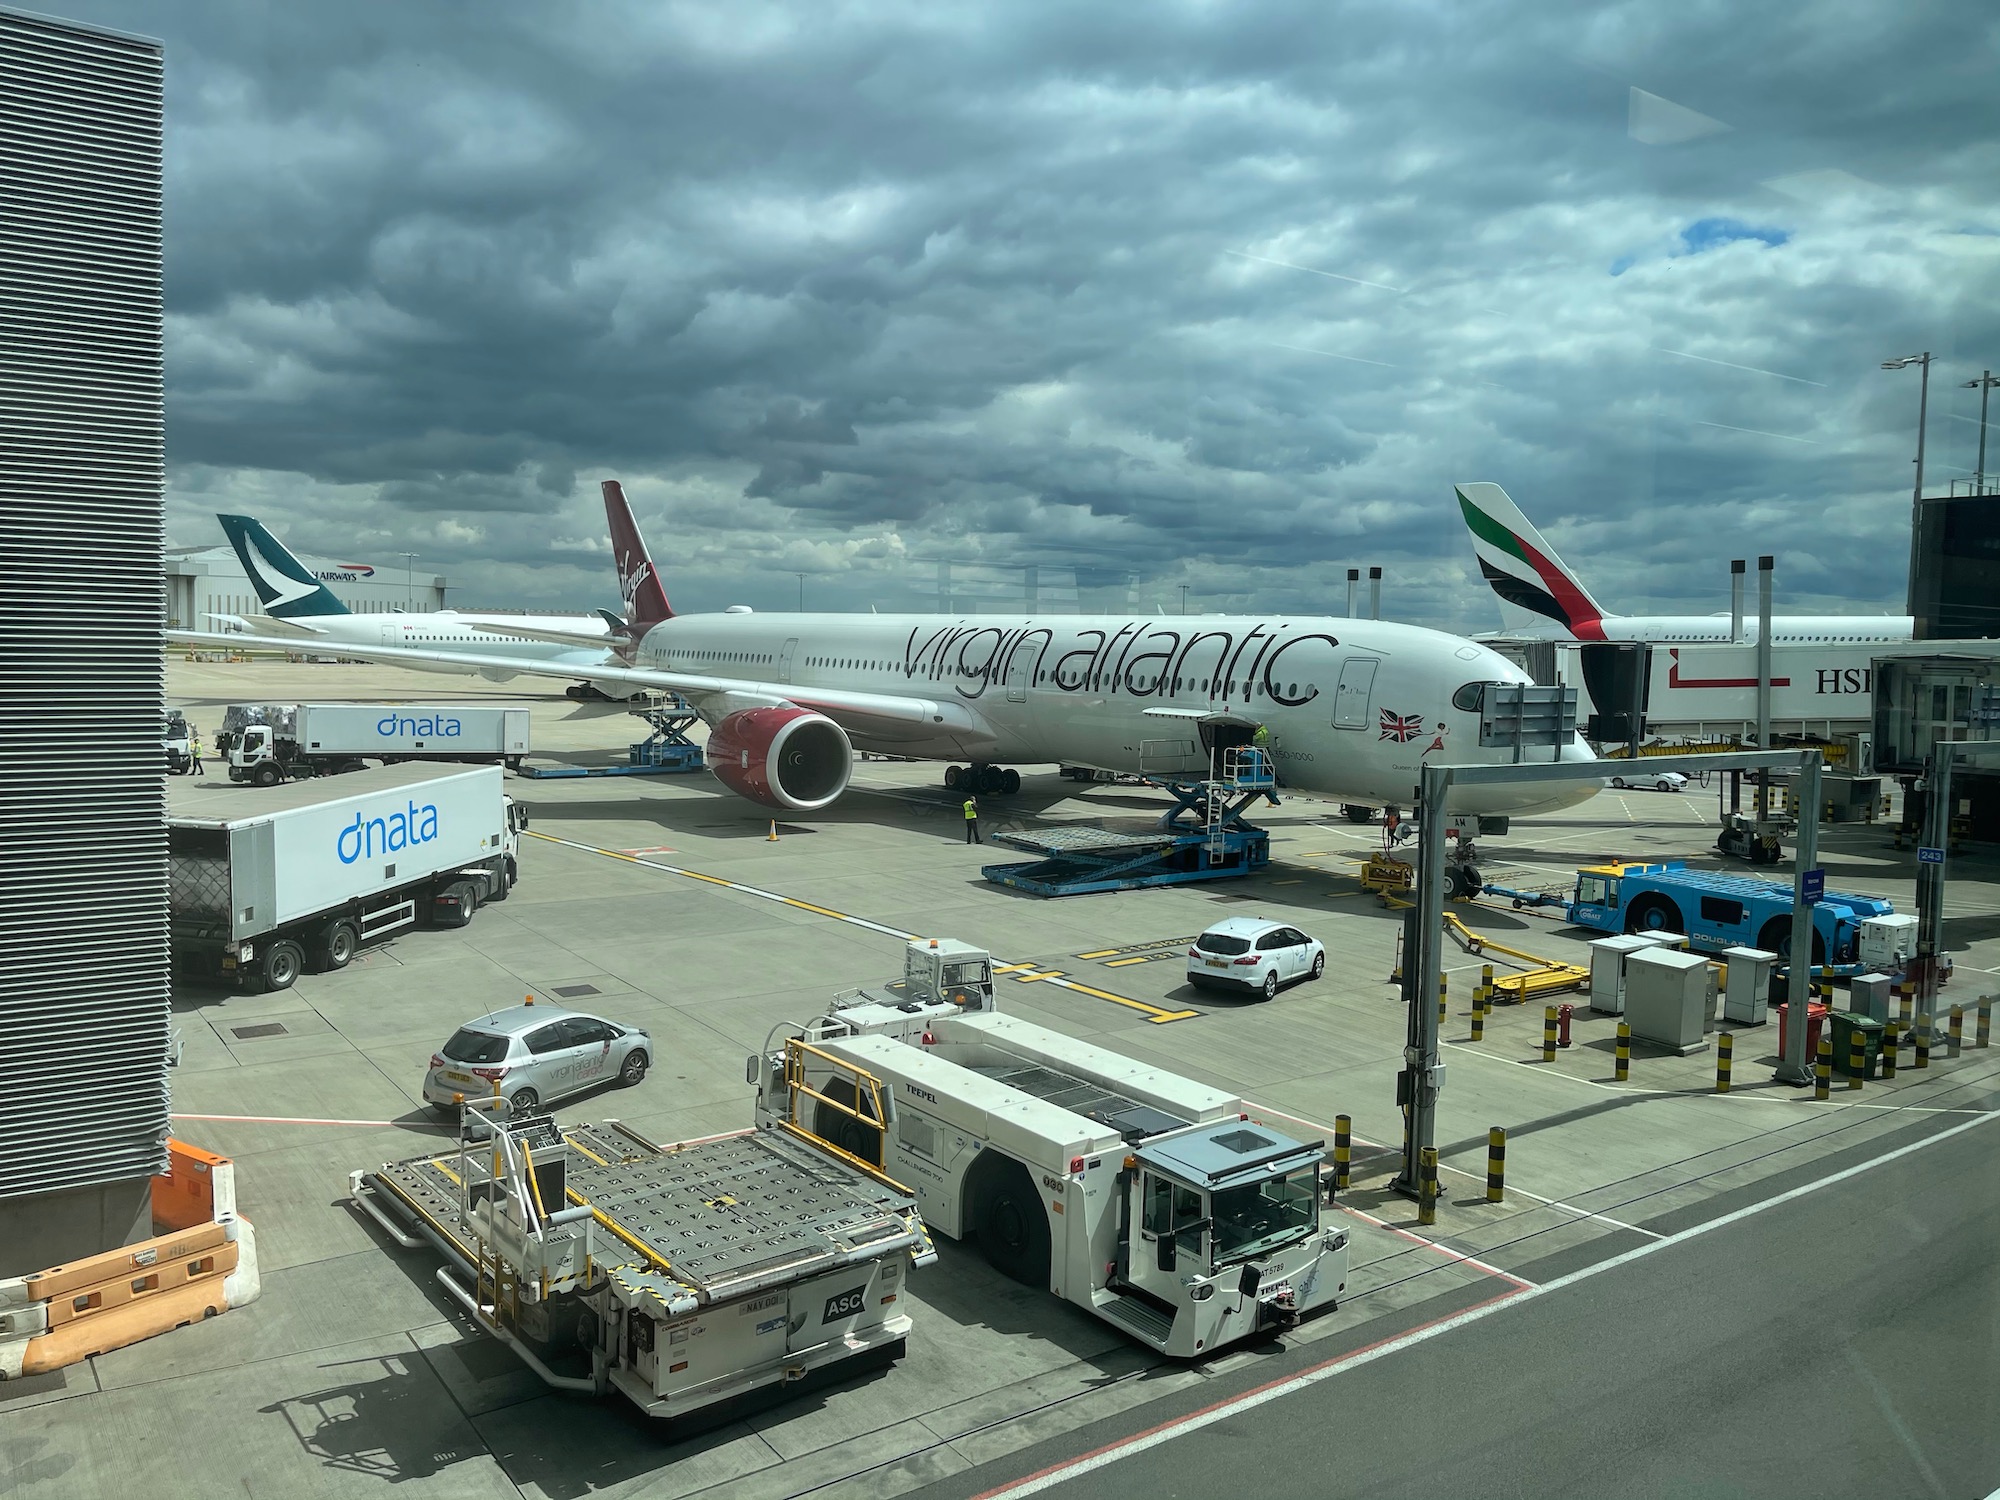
[1560,861,1897,968]
[163,710,192,774]
[225,703,532,784]
[170,763,527,991]
[350,1105,934,1421]
[752,939,1348,1359]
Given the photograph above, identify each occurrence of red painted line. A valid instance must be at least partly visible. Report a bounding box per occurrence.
[171,1112,398,1127]
[968,1286,1529,1500]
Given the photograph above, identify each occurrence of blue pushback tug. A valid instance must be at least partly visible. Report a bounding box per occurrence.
[1560,861,1895,968]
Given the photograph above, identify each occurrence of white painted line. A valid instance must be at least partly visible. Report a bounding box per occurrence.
[969,1106,2000,1499]
[1336,1203,1537,1291]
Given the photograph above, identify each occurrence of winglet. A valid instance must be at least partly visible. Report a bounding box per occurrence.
[1453,483,1608,640]
[216,515,351,619]
[602,481,673,629]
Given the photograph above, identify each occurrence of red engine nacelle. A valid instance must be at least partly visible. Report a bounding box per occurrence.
[706,706,853,811]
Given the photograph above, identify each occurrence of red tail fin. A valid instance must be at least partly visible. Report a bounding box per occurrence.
[602,480,673,628]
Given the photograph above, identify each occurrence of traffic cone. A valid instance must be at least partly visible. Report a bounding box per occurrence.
[767,820,779,842]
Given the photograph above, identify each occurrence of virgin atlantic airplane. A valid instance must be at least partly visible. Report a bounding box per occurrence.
[192,482,1600,822]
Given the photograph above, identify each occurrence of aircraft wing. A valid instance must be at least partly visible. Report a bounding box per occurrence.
[473,621,625,650]
[165,629,989,743]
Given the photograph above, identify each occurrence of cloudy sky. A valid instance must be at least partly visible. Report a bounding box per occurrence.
[65,0,2000,627]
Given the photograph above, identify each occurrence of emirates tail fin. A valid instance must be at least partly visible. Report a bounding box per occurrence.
[602,481,673,630]
[1453,482,1609,640]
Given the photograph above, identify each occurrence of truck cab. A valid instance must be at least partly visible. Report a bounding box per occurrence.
[163,710,191,774]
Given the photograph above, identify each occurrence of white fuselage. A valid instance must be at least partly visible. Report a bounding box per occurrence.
[253,611,616,679]
[631,611,1599,817]
[1495,614,1914,646]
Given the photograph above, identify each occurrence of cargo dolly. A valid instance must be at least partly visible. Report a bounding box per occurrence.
[518,697,707,779]
[982,748,1275,896]
[349,1101,934,1421]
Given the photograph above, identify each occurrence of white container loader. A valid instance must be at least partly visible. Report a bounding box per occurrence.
[170,763,527,991]
[751,939,1348,1359]
[226,703,531,784]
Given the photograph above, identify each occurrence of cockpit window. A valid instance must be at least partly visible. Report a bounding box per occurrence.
[1452,682,1486,713]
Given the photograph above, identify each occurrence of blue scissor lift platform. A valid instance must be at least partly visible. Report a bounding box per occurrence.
[982,748,1276,896]
[516,697,707,780]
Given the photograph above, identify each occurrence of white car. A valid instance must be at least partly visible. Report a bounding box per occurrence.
[423,1003,651,1117]
[1186,918,1325,1000]
[1608,770,1689,793]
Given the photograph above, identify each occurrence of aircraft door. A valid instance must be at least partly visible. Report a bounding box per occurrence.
[778,637,799,684]
[1006,652,1031,703]
[1332,657,1379,730]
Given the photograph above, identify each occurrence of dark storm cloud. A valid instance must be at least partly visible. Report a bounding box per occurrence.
[55,0,2000,620]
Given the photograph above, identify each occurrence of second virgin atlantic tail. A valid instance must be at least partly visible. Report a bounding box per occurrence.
[602,480,673,631]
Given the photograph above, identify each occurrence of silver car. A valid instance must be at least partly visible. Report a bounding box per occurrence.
[423,1003,650,1117]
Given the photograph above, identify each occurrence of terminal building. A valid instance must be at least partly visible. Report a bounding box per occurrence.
[165,541,447,626]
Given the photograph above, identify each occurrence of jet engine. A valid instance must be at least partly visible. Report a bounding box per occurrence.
[706,706,853,811]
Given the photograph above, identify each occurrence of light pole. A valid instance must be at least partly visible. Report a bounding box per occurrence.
[1963,371,1999,494]
[794,572,806,612]
[1883,352,1933,616]
[396,551,416,608]
[1179,584,1190,616]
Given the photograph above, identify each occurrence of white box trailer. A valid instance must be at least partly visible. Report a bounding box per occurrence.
[753,939,1348,1359]
[351,1111,933,1421]
[170,763,525,991]
[225,703,531,784]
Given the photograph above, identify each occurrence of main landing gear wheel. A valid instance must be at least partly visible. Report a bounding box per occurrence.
[1000,768,1021,794]
[1341,804,1375,824]
[944,765,964,790]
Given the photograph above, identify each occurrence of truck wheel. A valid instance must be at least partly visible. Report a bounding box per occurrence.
[487,860,513,902]
[1757,921,1827,967]
[974,1159,1052,1288]
[618,1050,649,1088]
[252,764,281,788]
[812,1079,882,1166]
[1624,895,1683,936]
[262,939,304,992]
[321,920,359,971]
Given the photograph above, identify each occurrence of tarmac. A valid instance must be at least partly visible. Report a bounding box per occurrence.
[6,655,1998,1500]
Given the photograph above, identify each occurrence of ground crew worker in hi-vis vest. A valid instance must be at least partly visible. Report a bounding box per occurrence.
[189,728,206,776]
[962,795,980,844]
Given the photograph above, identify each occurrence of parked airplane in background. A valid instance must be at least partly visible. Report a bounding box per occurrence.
[198,482,1600,828]
[186,514,624,690]
[1455,483,1914,645]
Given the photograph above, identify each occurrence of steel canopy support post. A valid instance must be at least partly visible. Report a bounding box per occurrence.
[1915,750,1952,1024]
[1755,556,1774,822]
[1396,763,1452,1197]
[1776,756,1822,1085]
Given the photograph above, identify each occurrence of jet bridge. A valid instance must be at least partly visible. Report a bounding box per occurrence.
[981,749,1275,896]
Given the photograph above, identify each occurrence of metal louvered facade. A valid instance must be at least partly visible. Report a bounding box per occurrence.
[0,10,168,1217]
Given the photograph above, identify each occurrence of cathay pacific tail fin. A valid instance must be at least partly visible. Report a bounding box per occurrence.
[216,514,351,619]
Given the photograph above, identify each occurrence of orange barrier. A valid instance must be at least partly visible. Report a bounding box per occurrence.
[0,1140,258,1381]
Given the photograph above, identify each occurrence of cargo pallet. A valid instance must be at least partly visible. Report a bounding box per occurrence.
[982,748,1275,896]
[517,698,707,780]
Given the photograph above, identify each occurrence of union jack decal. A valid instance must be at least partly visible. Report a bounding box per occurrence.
[1379,709,1423,743]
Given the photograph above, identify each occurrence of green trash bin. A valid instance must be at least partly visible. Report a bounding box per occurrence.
[1830,1010,1884,1079]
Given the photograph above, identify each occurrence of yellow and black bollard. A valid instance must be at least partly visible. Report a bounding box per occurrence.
[1948,1005,1964,1059]
[1978,997,1992,1050]
[1814,1029,1832,1100]
[1438,974,1448,1032]
[1848,1024,1865,1090]
[1332,1114,1352,1195]
[1716,1031,1733,1093]
[1542,1005,1558,1063]
[1914,1015,1931,1071]
[1896,980,1914,1030]
[1481,963,1494,1010]
[1615,1022,1631,1083]
[1418,1146,1439,1226]
[1820,965,1835,1005]
[1470,992,1485,1043]
[1486,1127,1506,1204]
[1881,1023,1898,1080]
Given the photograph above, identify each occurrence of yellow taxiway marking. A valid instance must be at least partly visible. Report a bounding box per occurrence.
[1104,956,1153,968]
[525,830,1195,1023]
[1076,948,1121,960]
